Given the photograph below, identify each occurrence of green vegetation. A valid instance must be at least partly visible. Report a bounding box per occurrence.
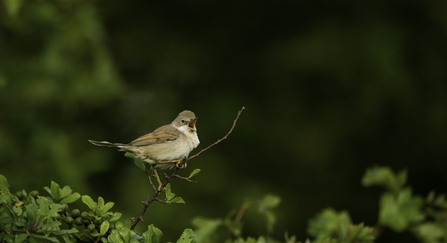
[2,166,446,242]
[1,0,446,242]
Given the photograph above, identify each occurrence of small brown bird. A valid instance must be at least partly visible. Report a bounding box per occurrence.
[88,110,200,188]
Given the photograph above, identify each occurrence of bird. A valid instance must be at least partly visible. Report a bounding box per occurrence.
[88,110,200,189]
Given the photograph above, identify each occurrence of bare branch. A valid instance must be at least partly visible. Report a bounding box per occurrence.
[172,174,197,183]
[154,198,170,204]
[146,170,157,192]
[188,106,245,161]
[233,202,247,224]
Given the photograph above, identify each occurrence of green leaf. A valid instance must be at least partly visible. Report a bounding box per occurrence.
[43,187,52,197]
[103,202,115,213]
[14,233,28,243]
[60,192,81,204]
[362,166,407,192]
[110,212,122,222]
[307,208,351,240]
[165,184,175,200]
[284,232,297,243]
[131,237,142,243]
[233,236,260,243]
[37,204,49,218]
[30,234,59,243]
[343,223,375,242]
[50,181,61,201]
[176,229,197,243]
[119,227,132,243]
[13,205,23,216]
[61,234,71,243]
[170,197,186,204]
[125,152,146,171]
[426,191,436,203]
[37,196,51,208]
[82,195,97,211]
[188,169,201,179]
[413,222,445,242]
[395,170,408,190]
[191,217,221,243]
[142,224,163,243]
[256,236,267,243]
[379,189,424,232]
[123,219,132,229]
[100,221,110,236]
[108,231,125,243]
[50,203,66,216]
[40,221,62,230]
[433,193,447,208]
[264,210,276,233]
[98,197,105,209]
[0,174,10,194]
[25,198,38,225]
[115,221,123,230]
[258,194,281,212]
[124,152,135,159]
[60,186,73,198]
[52,228,79,235]
[318,238,337,243]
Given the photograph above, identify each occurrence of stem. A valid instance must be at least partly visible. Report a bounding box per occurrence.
[188,106,245,160]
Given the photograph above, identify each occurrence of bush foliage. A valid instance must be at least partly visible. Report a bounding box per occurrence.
[1,166,447,243]
[1,0,447,242]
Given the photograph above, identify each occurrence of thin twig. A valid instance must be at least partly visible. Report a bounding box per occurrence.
[172,174,197,183]
[130,167,180,230]
[234,202,247,224]
[130,106,245,230]
[130,193,157,230]
[154,198,170,204]
[188,106,246,161]
[146,170,157,192]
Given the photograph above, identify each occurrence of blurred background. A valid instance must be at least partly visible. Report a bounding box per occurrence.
[1,1,446,242]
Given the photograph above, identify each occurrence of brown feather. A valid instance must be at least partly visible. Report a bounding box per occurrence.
[129,124,181,146]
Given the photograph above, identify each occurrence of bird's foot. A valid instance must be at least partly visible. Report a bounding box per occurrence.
[175,158,187,169]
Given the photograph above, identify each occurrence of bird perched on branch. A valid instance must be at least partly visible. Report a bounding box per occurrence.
[88,110,200,189]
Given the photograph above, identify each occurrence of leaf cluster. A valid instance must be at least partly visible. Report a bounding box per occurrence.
[361,167,447,242]
[2,165,447,243]
[190,166,447,243]
[0,175,194,243]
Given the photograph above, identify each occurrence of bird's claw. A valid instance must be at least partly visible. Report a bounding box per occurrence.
[175,159,187,169]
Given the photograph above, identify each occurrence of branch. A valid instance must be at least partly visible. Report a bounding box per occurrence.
[172,173,197,183]
[130,166,181,230]
[233,202,247,224]
[130,106,245,230]
[187,106,245,161]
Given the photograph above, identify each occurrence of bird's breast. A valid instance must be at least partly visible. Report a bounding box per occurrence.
[187,131,200,149]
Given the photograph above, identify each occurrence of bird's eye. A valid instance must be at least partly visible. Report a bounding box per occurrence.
[181,119,187,124]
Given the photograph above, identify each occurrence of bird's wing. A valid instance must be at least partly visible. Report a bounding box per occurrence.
[130,125,180,146]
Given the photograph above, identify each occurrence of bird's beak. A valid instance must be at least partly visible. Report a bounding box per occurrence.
[188,118,197,130]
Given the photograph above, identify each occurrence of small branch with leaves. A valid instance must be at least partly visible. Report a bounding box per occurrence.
[129,106,245,230]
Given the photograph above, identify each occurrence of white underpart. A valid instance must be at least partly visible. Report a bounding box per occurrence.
[177,125,200,150]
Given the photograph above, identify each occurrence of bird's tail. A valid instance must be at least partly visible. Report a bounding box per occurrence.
[88,140,127,148]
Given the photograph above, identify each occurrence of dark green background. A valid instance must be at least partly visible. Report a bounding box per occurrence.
[1,1,446,242]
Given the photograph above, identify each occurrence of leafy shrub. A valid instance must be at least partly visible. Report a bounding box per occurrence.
[1,166,447,242]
